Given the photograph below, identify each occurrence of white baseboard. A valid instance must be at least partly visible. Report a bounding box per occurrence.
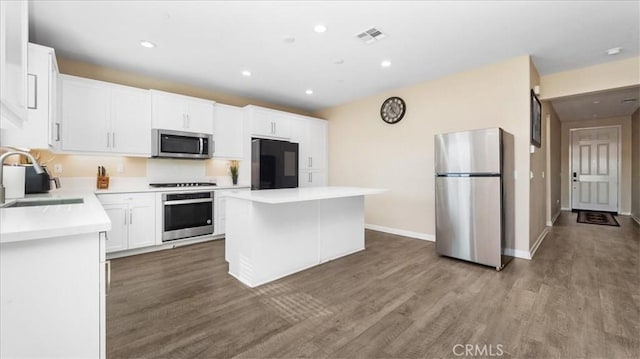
[503,248,531,260]
[546,209,563,226]
[561,207,571,211]
[619,211,631,216]
[529,227,550,259]
[365,224,435,242]
[632,214,640,225]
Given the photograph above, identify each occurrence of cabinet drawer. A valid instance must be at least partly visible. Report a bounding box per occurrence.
[97,193,155,206]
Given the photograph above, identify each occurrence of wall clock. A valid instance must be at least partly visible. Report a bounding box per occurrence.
[380,97,406,124]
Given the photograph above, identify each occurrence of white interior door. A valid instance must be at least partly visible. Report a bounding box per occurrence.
[571,127,619,212]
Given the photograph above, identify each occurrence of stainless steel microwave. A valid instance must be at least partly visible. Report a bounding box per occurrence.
[151,129,214,159]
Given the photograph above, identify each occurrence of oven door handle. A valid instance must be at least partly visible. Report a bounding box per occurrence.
[164,198,213,205]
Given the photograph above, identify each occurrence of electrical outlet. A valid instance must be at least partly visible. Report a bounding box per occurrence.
[117,164,125,173]
[53,164,62,173]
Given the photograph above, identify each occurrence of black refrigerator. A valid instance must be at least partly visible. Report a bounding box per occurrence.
[251,138,299,190]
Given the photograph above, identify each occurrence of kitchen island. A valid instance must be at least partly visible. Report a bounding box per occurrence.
[223,186,385,287]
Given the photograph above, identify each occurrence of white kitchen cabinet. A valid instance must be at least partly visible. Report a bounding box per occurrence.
[246,105,291,139]
[215,194,227,235]
[98,193,156,253]
[298,170,327,187]
[61,75,151,155]
[0,0,28,126]
[213,103,244,158]
[151,90,214,134]
[0,232,107,358]
[290,116,327,171]
[1,43,60,150]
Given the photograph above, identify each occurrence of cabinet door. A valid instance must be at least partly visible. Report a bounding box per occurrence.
[308,119,327,170]
[48,52,61,149]
[61,76,110,152]
[213,104,244,158]
[102,204,128,253]
[151,90,187,131]
[250,107,291,139]
[215,195,227,235]
[185,98,214,134]
[126,194,156,249]
[290,118,310,169]
[111,86,151,155]
[0,0,28,125]
[1,43,53,149]
[299,170,326,187]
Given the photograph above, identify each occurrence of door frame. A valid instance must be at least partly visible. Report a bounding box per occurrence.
[568,125,621,213]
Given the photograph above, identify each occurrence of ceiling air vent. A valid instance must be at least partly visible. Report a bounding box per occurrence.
[356,27,386,44]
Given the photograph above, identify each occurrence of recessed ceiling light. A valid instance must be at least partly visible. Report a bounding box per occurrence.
[606,47,622,55]
[381,60,392,68]
[314,24,327,33]
[241,70,252,77]
[283,36,296,44]
[593,100,600,104]
[305,89,313,95]
[140,40,156,48]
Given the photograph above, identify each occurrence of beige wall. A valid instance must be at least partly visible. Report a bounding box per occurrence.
[30,149,233,179]
[546,104,562,222]
[540,57,640,100]
[317,55,533,253]
[632,109,640,221]
[529,59,547,248]
[560,116,633,214]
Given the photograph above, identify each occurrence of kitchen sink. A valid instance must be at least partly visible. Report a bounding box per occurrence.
[0,198,84,208]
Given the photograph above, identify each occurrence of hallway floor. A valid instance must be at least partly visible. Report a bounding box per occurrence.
[106,212,639,358]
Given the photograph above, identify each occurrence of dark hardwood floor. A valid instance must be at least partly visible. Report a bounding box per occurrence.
[107,213,639,358]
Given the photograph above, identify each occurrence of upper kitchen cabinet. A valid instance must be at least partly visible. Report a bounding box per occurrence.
[151,90,214,134]
[290,116,327,171]
[60,75,151,156]
[213,104,244,159]
[246,105,291,139]
[0,0,28,126]
[1,43,60,150]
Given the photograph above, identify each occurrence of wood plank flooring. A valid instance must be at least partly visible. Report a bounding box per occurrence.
[107,212,639,358]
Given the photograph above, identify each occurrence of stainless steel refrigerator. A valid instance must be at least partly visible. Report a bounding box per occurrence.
[434,128,515,270]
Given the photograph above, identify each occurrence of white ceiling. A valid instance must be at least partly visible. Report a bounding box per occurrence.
[29,1,639,112]
[550,86,640,122]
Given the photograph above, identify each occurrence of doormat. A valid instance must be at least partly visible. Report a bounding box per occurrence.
[577,211,619,227]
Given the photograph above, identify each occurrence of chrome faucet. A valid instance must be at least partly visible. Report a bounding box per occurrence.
[0,151,44,204]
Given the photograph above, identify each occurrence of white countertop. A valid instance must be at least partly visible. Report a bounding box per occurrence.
[224,186,386,204]
[94,184,249,195]
[0,192,111,244]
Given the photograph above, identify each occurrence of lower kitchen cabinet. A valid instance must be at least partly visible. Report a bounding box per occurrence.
[98,193,156,253]
[0,232,107,358]
[299,170,327,187]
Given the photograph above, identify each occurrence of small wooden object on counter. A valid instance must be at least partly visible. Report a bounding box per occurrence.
[97,165,109,189]
[96,176,109,189]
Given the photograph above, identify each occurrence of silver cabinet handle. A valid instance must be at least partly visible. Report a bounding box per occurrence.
[308,157,312,167]
[129,210,133,225]
[55,123,61,141]
[105,260,111,296]
[309,172,312,183]
[27,73,37,109]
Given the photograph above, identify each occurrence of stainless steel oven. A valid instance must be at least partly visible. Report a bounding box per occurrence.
[162,191,214,241]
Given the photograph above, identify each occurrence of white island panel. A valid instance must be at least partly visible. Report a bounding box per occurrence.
[225,187,384,287]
